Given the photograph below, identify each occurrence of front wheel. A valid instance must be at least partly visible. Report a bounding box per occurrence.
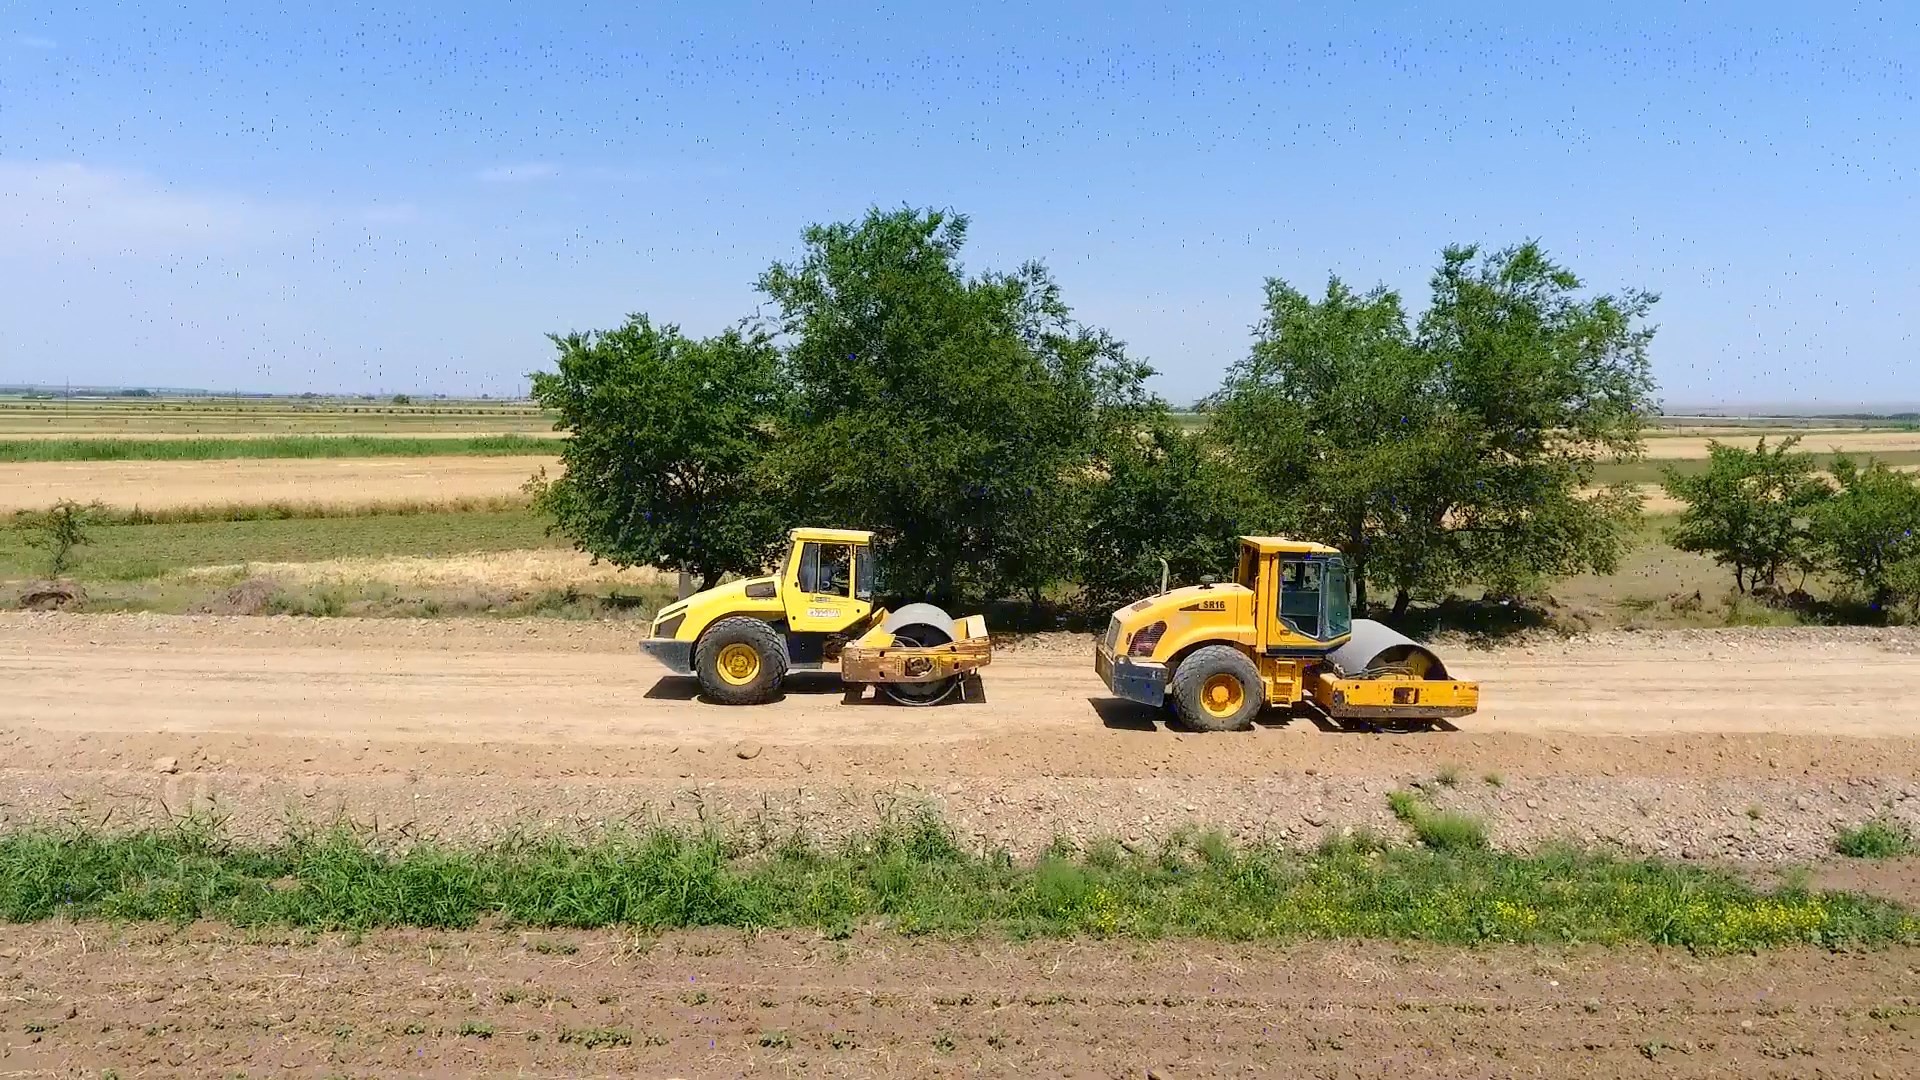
[694,617,788,705]
[1169,645,1263,732]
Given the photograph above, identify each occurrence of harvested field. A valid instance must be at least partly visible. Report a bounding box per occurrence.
[1638,430,1920,460]
[0,455,557,512]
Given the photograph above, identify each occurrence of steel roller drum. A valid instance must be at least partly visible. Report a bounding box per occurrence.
[1327,618,1452,680]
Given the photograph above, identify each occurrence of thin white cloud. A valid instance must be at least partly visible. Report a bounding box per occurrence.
[476,162,561,183]
[13,34,56,49]
[0,161,413,257]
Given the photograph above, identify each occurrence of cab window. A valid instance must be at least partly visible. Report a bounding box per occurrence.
[854,547,875,601]
[1236,545,1259,588]
[1278,558,1322,638]
[798,542,854,596]
[1323,559,1352,638]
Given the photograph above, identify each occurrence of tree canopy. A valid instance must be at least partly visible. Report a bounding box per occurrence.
[1662,436,1827,593]
[533,215,1665,625]
[1208,243,1656,616]
[529,316,788,591]
[756,207,1156,602]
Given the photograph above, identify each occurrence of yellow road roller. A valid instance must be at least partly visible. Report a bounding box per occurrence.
[1095,536,1478,730]
[641,527,991,706]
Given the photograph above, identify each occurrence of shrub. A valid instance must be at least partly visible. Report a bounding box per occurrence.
[1833,820,1916,859]
[14,499,106,576]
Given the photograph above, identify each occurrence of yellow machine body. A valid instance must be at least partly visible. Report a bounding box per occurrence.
[1095,536,1478,728]
[640,527,991,706]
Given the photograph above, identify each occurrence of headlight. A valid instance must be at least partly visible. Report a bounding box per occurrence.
[1127,621,1166,657]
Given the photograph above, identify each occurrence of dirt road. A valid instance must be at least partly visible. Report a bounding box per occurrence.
[2,614,1917,862]
[0,455,555,511]
[2,926,1914,1079]
[4,613,1918,1076]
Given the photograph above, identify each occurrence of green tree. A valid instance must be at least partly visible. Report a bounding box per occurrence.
[1812,454,1920,612]
[1206,277,1442,614]
[1661,436,1828,593]
[757,207,1154,602]
[529,316,788,591]
[1402,242,1654,613]
[1077,420,1268,612]
[1208,243,1656,620]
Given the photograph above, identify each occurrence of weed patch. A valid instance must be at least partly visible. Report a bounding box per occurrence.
[0,816,1909,952]
[1388,790,1489,852]
[1834,820,1916,859]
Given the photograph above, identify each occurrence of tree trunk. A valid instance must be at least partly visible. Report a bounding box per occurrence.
[1390,588,1412,623]
[697,569,722,593]
[1733,565,1747,594]
[1351,560,1368,616]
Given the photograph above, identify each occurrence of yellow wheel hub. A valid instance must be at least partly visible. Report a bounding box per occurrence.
[716,643,762,686]
[1201,673,1245,717]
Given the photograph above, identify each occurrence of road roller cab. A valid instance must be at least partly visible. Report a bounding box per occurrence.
[640,527,991,706]
[1095,536,1478,730]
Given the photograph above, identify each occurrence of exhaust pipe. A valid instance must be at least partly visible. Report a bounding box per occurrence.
[1159,558,1170,596]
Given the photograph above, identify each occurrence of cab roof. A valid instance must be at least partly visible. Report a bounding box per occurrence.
[790,526,874,544]
[1239,535,1341,555]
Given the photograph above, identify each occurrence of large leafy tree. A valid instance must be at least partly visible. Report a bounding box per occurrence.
[1661,436,1828,593]
[529,316,788,591]
[1209,243,1656,619]
[1206,278,1444,613]
[1410,243,1655,611]
[1812,454,1920,612]
[757,207,1155,602]
[1077,419,1270,612]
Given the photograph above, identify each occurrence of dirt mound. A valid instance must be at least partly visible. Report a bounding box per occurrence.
[15,581,85,611]
[194,577,281,616]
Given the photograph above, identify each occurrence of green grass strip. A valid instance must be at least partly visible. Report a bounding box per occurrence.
[0,819,1910,951]
[0,434,560,462]
[0,508,562,581]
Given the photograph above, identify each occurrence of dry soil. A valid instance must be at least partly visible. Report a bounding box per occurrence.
[0,455,558,511]
[2,614,1917,865]
[2,926,1915,1079]
[5,613,1920,1076]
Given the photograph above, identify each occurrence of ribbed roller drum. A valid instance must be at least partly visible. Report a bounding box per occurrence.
[1327,619,1452,680]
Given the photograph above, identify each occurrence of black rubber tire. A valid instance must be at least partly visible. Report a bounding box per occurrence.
[694,617,789,705]
[1169,645,1263,732]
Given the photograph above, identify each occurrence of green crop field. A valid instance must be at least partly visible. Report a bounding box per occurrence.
[0,395,557,436]
[0,434,561,462]
[0,507,561,582]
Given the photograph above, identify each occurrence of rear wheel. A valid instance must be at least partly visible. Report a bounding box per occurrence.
[694,617,788,705]
[1170,645,1263,732]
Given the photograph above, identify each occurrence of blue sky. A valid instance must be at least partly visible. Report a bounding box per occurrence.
[2,1,1915,406]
